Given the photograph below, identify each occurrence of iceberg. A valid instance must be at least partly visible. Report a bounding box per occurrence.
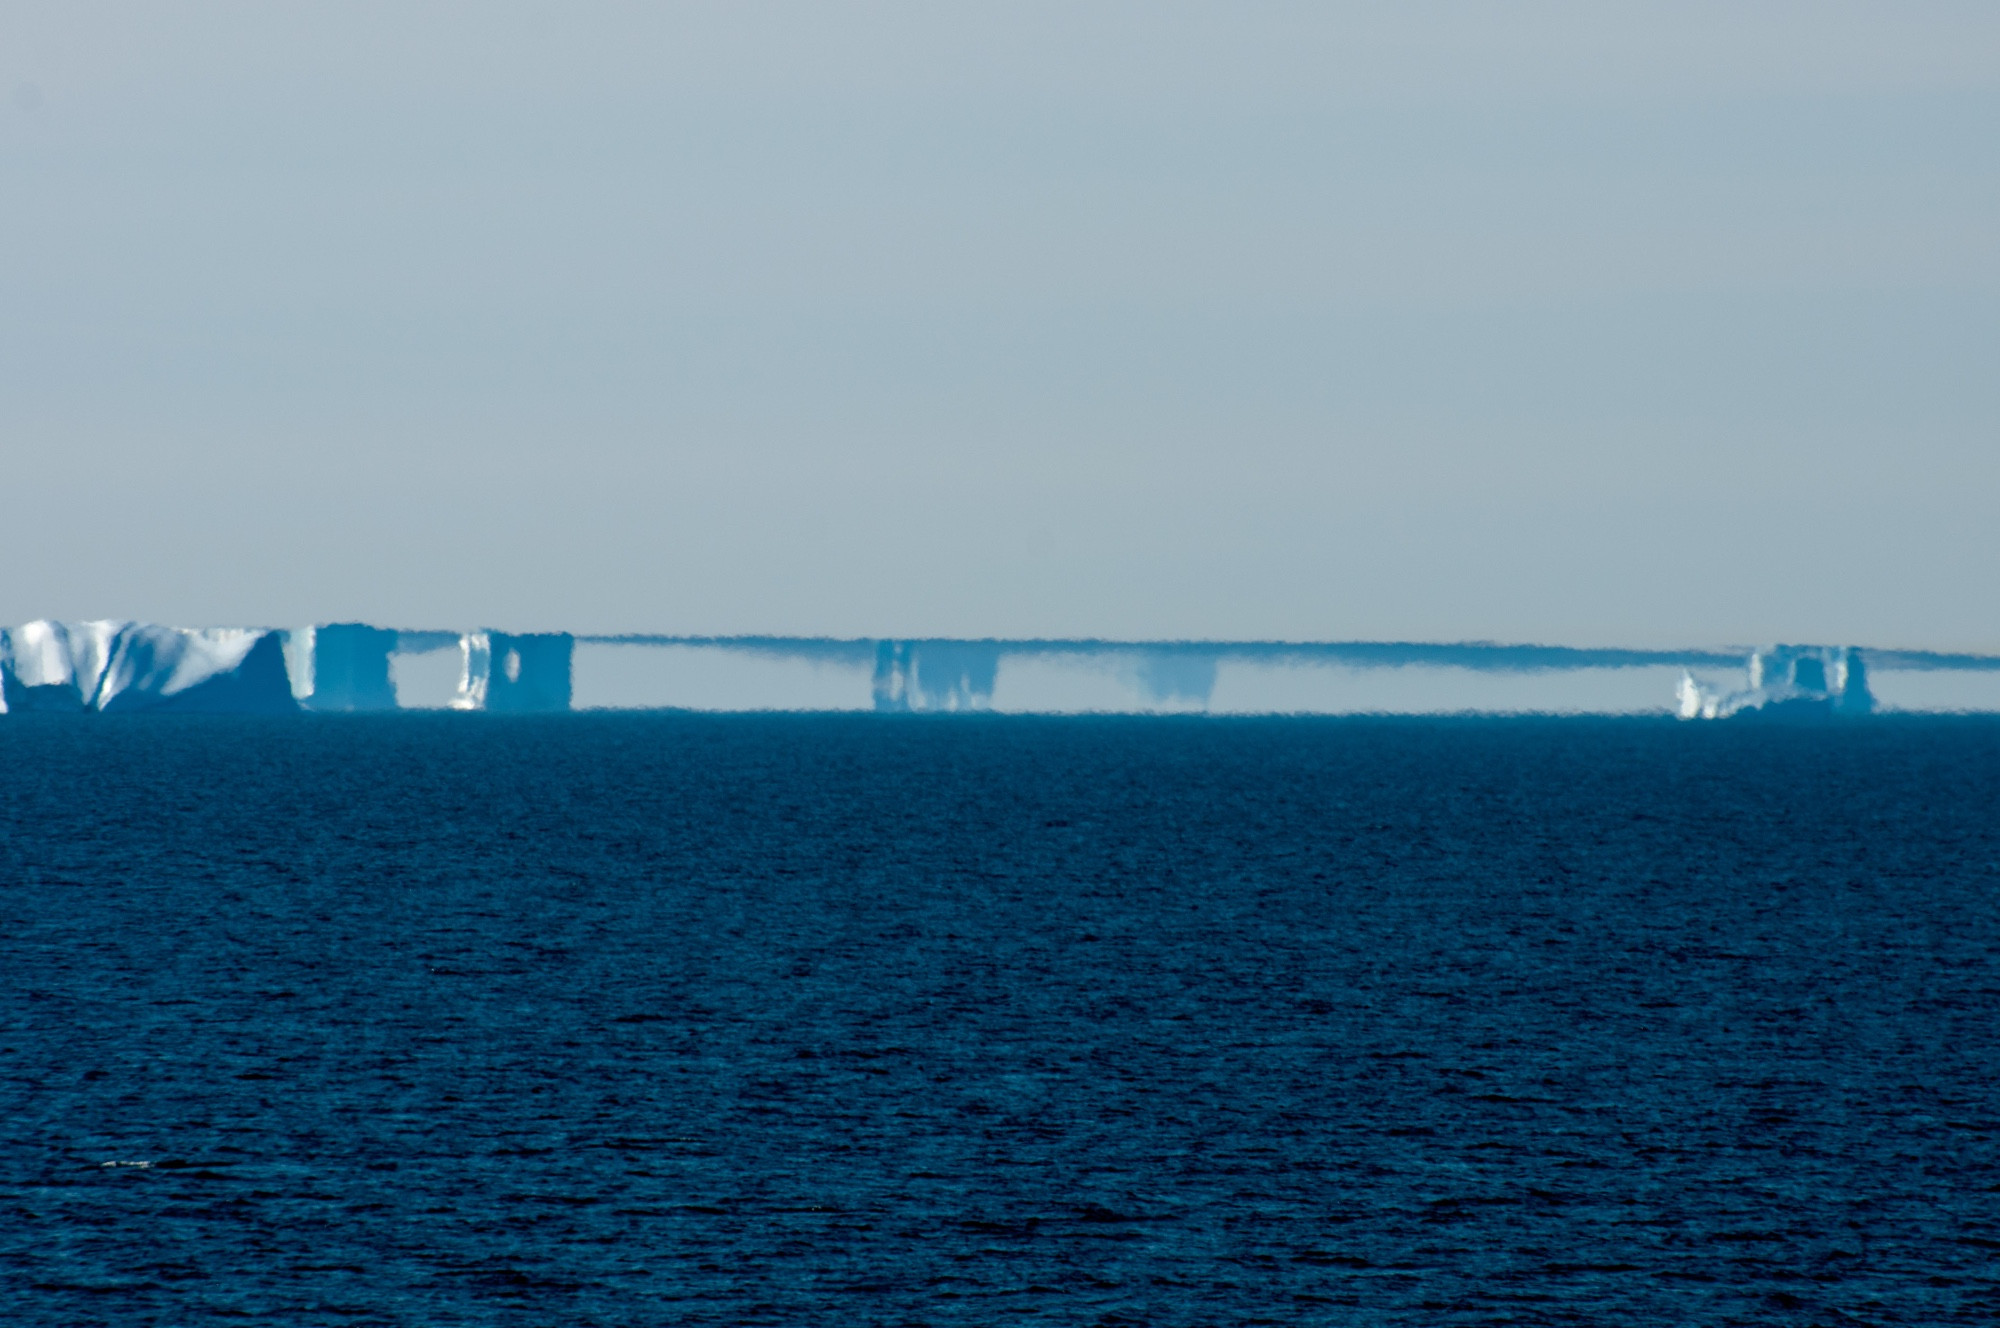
[1,619,92,710]
[294,623,400,711]
[452,632,574,713]
[100,627,297,713]
[1,621,298,713]
[0,621,577,715]
[1675,646,1873,720]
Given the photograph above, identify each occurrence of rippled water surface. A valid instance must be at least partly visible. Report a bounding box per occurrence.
[4,714,1999,1325]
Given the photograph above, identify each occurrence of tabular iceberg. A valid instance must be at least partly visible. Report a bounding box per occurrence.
[0,621,298,713]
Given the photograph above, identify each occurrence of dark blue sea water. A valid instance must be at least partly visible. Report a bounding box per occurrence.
[4,714,1999,1326]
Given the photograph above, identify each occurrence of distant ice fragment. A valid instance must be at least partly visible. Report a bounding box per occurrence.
[1130,648,1219,706]
[872,640,1001,712]
[1676,646,1872,719]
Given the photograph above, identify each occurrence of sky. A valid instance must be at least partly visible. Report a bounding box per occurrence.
[3,2,1997,648]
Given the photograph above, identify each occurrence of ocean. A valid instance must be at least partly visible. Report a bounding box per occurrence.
[4,713,1998,1325]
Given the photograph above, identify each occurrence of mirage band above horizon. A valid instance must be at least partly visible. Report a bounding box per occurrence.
[5,621,1997,716]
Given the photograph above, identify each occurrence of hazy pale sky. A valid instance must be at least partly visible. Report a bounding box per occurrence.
[4,2,1997,647]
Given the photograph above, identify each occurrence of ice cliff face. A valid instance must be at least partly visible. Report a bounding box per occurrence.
[0,621,297,713]
[452,632,574,713]
[293,623,400,711]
